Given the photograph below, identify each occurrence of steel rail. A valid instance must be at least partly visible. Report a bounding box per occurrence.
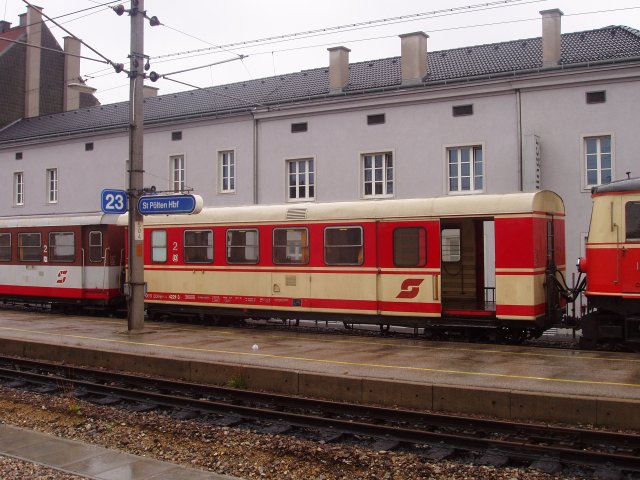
[0,355,638,473]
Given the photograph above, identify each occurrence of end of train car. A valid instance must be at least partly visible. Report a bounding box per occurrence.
[0,214,126,311]
[578,177,640,348]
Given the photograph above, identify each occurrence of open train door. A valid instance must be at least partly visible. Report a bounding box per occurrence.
[440,218,496,318]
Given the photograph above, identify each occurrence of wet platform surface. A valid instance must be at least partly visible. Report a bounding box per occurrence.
[0,424,240,480]
[0,310,639,400]
[0,310,638,431]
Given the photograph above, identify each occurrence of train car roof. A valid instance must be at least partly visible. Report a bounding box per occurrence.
[591,177,640,195]
[0,213,120,228]
[125,191,564,227]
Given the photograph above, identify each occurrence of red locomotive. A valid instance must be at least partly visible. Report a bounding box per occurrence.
[578,177,640,347]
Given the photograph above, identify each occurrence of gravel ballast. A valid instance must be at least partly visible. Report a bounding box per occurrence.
[0,385,582,479]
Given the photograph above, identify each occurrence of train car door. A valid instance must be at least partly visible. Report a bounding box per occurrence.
[82,226,106,299]
[271,227,311,309]
[440,218,495,316]
[377,220,441,320]
[622,200,640,294]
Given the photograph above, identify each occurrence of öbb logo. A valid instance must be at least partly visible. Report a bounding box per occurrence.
[396,278,424,299]
[56,270,68,284]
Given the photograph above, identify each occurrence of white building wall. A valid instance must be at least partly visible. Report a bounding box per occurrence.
[257,91,520,204]
[143,117,254,207]
[520,78,640,277]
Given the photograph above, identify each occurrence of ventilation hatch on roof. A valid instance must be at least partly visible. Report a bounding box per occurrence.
[286,208,308,220]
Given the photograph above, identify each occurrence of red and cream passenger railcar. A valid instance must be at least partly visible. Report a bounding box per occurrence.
[129,191,566,340]
[0,215,125,309]
[578,177,640,347]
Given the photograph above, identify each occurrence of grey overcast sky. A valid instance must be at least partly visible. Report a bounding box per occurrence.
[3,0,640,105]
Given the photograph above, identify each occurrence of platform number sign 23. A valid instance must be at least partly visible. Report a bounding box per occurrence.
[101,189,128,214]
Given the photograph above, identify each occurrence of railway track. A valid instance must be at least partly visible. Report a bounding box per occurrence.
[0,355,638,477]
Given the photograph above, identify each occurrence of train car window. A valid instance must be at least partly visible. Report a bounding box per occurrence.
[625,202,640,241]
[0,233,10,262]
[184,230,213,263]
[441,228,461,262]
[324,226,363,265]
[151,230,168,263]
[393,227,426,267]
[226,229,259,264]
[18,232,42,262]
[49,232,75,262]
[89,231,103,263]
[273,228,309,264]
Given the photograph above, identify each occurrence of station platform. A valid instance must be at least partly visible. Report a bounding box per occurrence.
[0,310,639,431]
[0,424,240,480]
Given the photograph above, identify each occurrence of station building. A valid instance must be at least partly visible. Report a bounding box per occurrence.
[0,9,639,284]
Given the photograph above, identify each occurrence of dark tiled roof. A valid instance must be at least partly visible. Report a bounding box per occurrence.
[1,25,639,144]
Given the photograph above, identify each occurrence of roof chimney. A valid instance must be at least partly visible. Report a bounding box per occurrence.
[0,21,11,33]
[327,46,350,93]
[143,85,159,97]
[25,4,43,118]
[540,9,563,67]
[63,36,82,111]
[400,32,428,84]
[18,13,26,27]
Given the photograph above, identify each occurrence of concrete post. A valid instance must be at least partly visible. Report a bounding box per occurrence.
[127,0,146,332]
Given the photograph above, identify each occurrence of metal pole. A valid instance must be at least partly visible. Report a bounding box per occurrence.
[127,0,145,331]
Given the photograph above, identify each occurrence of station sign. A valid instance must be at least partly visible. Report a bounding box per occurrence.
[101,189,128,214]
[138,194,203,215]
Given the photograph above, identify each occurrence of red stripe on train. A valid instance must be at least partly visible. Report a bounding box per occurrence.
[0,285,120,300]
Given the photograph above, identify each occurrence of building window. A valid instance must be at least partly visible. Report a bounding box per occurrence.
[14,172,24,206]
[184,230,213,264]
[89,231,103,263]
[447,146,483,193]
[46,168,58,203]
[273,228,309,264]
[85,142,94,151]
[441,228,461,263]
[18,232,42,262]
[219,151,235,193]
[367,113,385,125]
[171,131,182,141]
[586,91,606,104]
[287,158,314,201]
[452,104,473,116]
[393,227,426,267]
[324,226,363,265]
[170,155,185,192]
[151,230,167,263]
[291,122,308,133]
[0,233,11,262]
[49,232,75,262]
[15,152,22,160]
[585,136,612,186]
[226,229,259,264]
[362,152,393,198]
